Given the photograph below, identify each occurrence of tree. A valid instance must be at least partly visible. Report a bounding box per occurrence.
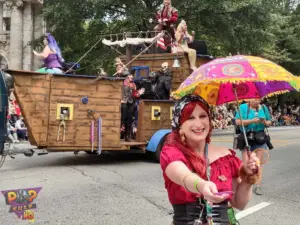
[42,0,300,75]
[280,4,300,75]
[43,0,117,75]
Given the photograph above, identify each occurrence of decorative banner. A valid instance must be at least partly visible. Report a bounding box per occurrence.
[1,187,42,222]
[90,121,95,152]
[97,117,102,154]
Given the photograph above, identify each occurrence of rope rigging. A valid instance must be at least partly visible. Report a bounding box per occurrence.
[64,30,170,76]
[71,30,168,85]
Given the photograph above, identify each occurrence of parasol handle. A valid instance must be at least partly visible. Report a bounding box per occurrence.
[233,84,258,174]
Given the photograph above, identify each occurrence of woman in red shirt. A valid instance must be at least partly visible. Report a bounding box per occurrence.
[160,95,261,225]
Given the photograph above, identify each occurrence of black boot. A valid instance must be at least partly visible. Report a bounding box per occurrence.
[125,135,130,142]
[125,124,132,142]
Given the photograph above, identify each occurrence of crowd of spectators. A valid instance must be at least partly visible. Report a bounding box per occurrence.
[6,95,28,143]
[210,101,300,130]
[268,104,300,126]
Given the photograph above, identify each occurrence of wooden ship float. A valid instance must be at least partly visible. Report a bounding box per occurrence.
[0,31,213,166]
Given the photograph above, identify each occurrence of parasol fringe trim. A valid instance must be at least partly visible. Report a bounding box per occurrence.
[171,87,296,101]
[171,89,291,102]
[177,77,300,90]
[174,78,300,99]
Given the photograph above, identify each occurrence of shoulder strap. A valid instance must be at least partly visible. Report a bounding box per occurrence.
[261,104,270,133]
[262,104,268,117]
[236,104,249,132]
[247,104,251,119]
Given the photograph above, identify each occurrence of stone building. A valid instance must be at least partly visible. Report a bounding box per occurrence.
[0,0,45,71]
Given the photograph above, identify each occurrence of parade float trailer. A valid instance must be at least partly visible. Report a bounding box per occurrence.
[0,38,212,167]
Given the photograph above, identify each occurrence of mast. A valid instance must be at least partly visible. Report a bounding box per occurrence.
[125,32,133,69]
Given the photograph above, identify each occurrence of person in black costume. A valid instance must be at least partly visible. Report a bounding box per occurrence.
[157,62,173,78]
[148,71,171,100]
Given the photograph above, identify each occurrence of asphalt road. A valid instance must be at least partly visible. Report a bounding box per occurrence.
[0,126,299,225]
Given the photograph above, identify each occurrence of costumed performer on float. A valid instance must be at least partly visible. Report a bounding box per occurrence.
[33,33,64,74]
[121,73,145,142]
[160,94,260,225]
[175,20,197,71]
[154,0,178,47]
[115,57,130,77]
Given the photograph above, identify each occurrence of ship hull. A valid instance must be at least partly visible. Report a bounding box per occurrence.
[6,53,211,152]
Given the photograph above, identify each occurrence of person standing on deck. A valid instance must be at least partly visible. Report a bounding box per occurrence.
[154,0,178,49]
[121,73,145,142]
[148,71,171,100]
[155,0,178,32]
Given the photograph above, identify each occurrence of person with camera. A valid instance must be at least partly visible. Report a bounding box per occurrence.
[235,99,272,195]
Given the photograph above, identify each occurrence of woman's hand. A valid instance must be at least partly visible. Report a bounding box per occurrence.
[138,88,145,95]
[263,120,272,127]
[199,181,229,204]
[243,152,260,175]
[252,118,260,124]
[33,50,38,56]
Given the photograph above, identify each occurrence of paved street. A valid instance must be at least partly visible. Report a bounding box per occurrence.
[0,126,299,225]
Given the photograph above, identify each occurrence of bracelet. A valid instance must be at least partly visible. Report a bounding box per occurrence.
[239,166,262,185]
[182,173,202,193]
[193,179,202,193]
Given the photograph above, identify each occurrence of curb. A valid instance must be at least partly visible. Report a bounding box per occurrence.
[212,131,233,137]
[212,126,300,137]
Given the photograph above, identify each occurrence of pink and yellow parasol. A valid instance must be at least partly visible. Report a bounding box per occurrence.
[172,55,300,104]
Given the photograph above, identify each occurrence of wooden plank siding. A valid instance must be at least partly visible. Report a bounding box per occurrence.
[120,52,211,91]
[48,76,123,149]
[9,53,211,152]
[11,70,124,151]
[136,100,175,142]
[13,73,51,147]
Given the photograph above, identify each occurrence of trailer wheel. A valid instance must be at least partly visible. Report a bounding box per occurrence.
[154,135,167,163]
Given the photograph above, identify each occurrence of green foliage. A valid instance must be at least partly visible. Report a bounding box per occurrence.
[43,0,300,76]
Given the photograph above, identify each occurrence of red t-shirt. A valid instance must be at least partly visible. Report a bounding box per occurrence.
[12,100,21,116]
[160,145,242,205]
